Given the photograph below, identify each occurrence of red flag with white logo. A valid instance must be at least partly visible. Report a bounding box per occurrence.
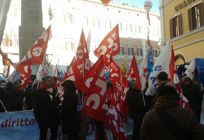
[16,25,51,90]
[81,56,108,122]
[64,30,91,88]
[18,25,51,66]
[109,60,129,100]
[127,56,142,90]
[94,24,120,65]
[106,87,127,140]
[109,60,129,115]
[18,65,32,90]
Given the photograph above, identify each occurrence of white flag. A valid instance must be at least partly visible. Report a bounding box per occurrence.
[0,0,11,45]
[145,42,170,95]
[140,53,148,90]
[185,59,195,80]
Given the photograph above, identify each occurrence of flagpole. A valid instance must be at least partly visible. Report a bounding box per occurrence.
[82,37,85,105]
[144,0,152,53]
[119,51,128,138]
[0,99,7,112]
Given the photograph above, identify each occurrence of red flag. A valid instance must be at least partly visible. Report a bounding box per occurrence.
[81,57,108,122]
[94,24,120,65]
[106,87,127,140]
[64,30,91,88]
[106,106,127,140]
[169,46,191,109]
[15,26,51,90]
[109,60,129,99]
[18,65,32,90]
[109,60,129,115]
[18,25,51,66]
[127,56,142,90]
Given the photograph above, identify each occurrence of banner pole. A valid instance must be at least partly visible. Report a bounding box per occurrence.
[0,99,7,112]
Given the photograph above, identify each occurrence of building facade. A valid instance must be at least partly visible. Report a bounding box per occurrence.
[0,0,160,74]
[160,0,204,64]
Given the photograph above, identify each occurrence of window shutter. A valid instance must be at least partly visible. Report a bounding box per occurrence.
[178,15,183,35]
[199,2,204,27]
[170,19,173,38]
[188,9,193,31]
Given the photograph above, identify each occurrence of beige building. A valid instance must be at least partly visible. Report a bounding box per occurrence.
[160,0,204,64]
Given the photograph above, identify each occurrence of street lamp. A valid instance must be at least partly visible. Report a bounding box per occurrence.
[144,0,152,54]
[144,0,154,78]
[144,0,152,13]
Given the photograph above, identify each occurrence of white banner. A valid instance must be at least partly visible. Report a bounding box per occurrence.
[0,110,39,140]
[145,43,170,95]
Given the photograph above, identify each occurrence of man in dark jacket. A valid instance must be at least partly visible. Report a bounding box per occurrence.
[33,76,61,140]
[149,71,169,109]
[141,83,204,140]
[3,81,24,111]
[61,80,81,140]
[126,80,147,140]
[182,76,203,121]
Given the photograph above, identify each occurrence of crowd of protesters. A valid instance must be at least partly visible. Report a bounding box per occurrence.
[0,71,204,140]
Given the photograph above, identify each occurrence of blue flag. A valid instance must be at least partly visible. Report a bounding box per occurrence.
[147,49,153,78]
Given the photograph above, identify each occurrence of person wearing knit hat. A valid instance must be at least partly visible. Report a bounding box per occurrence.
[156,71,169,85]
[149,71,169,109]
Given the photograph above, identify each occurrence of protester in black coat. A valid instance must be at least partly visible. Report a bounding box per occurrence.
[61,80,81,140]
[33,76,61,140]
[126,80,147,140]
[24,79,40,110]
[3,81,24,111]
[181,77,203,121]
[0,86,6,112]
[149,71,169,109]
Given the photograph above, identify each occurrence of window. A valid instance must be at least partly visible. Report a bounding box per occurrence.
[83,17,89,26]
[64,13,73,24]
[93,19,100,28]
[136,48,143,56]
[170,15,183,38]
[119,23,123,31]
[130,24,133,32]
[65,40,74,51]
[188,3,204,31]
[153,50,159,57]
[126,24,129,32]
[135,25,140,33]
[128,48,134,56]
[105,20,111,29]
[120,47,125,55]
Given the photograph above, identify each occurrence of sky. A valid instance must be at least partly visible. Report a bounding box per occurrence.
[112,0,160,14]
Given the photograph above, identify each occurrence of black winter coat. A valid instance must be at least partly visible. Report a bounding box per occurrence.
[61,88,80,135]
[126,88,147,121]
[33,88,60,127]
